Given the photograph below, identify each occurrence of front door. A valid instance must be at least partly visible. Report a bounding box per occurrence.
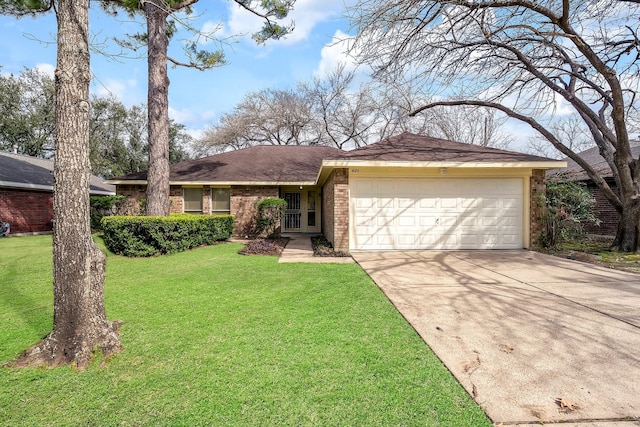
[282,189,321,233]
[283,192,301,231]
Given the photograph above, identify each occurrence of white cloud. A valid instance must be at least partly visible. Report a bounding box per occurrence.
[314,30,359,79]
[169,106,196,124]
[169,107,218,127]
[218,0,350,46]
[200,110,217,121]
[93,77,139,105]
[34,63,55,77]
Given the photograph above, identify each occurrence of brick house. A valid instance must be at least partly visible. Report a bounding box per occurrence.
[549,140,640,236]
[0,151,115,234]
[107,132,564,252]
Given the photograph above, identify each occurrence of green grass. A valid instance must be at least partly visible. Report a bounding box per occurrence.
[0,235,491,426]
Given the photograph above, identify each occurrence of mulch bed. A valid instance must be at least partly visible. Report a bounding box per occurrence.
[238,238,289,256]
[311,235,350,257]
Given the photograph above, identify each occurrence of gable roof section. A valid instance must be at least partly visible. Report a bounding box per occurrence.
[325,132,561,164]
[0,151,115,195]
[550,140,640,181]
[317,132,565,184]
[107,145,345,185]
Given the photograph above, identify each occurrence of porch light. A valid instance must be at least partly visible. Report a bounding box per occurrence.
[440,167,447,175]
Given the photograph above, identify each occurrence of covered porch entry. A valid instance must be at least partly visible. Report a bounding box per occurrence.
[280,186,321,234]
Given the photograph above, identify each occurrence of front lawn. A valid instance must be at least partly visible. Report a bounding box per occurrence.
[0,235,490,426]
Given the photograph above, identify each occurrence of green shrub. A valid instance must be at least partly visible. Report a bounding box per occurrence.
[257,197,287,238]
[540,177,600,248]
[101,214,234,257]
[90,195,125,230]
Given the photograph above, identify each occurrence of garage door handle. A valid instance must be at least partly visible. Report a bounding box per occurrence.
[436,218,440,225]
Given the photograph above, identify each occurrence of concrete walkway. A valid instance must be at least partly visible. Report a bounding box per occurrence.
[278,234,354,263]
[353,250,640,426]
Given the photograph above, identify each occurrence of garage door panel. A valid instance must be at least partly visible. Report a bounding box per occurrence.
[481,198,500,209]
[461,198,478,209]
[351,177,523,250]
[460,216,477,227]
[376,198,394,209]
[440,198,457,208]
[503,197,520,208]
[355,213,374,226]
[397,233,416,246]
[439,215,458,227]
[438,234,459,247]
[502,216,520,226]
[376,216,394,227]
[420,198,437,208]
[374,234,394,247]
[461,234,479,245]
[398,198,415,209]
[501,234,521,244]
[398,216,416,227]
[355,198,373,209]
[420,216,438,227]
[481,216,500,227]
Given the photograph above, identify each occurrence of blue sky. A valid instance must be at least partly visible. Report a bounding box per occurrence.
[0,0,356,138]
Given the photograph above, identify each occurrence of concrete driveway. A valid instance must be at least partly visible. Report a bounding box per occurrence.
[352,250,640,426]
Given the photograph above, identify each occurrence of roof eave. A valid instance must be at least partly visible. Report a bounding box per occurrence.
[0,181,52,191]
[321,159,567,169]
[106,180,319,187]
[1,180,114,195]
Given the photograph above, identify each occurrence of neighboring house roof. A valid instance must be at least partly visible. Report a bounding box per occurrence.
[0,151,115,195]
[549,140,640,181]
[106,132,565,186]
[107,145,345,185]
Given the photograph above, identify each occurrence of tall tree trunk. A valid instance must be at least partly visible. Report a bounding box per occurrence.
[10,0,121,370]
[145,0,171,216]
[613,198,640,253]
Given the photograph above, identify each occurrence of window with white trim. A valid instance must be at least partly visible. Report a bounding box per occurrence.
[211,188,230,213]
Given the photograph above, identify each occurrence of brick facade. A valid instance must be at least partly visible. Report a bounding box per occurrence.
[529,169,546,249]
[118,184,146,215]
[0,189,54,233]
[116,184,279,237]
[231,186,279,237]
[585,181,620,236]
[321,168,349,252]
[169,186,183,214]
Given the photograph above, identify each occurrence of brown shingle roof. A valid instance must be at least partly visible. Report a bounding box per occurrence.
[112,145,344,184]
[333,132,554,162]
[549,140,640,180]
[111,133,561,185]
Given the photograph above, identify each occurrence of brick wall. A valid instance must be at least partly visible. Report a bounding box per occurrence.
[116,185,185,215]
[529,170,546,249]
[202,186,212,214]
[117,185,146,215]
[0,189,54,233]
[321,168,349,252]
[231,186,279,237]
[169,186,183,214]
[585,182,619,236]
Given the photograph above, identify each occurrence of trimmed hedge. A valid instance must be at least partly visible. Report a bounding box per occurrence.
[101,214,234,257]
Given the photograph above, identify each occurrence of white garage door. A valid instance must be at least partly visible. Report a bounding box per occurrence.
[351,177,524,250]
